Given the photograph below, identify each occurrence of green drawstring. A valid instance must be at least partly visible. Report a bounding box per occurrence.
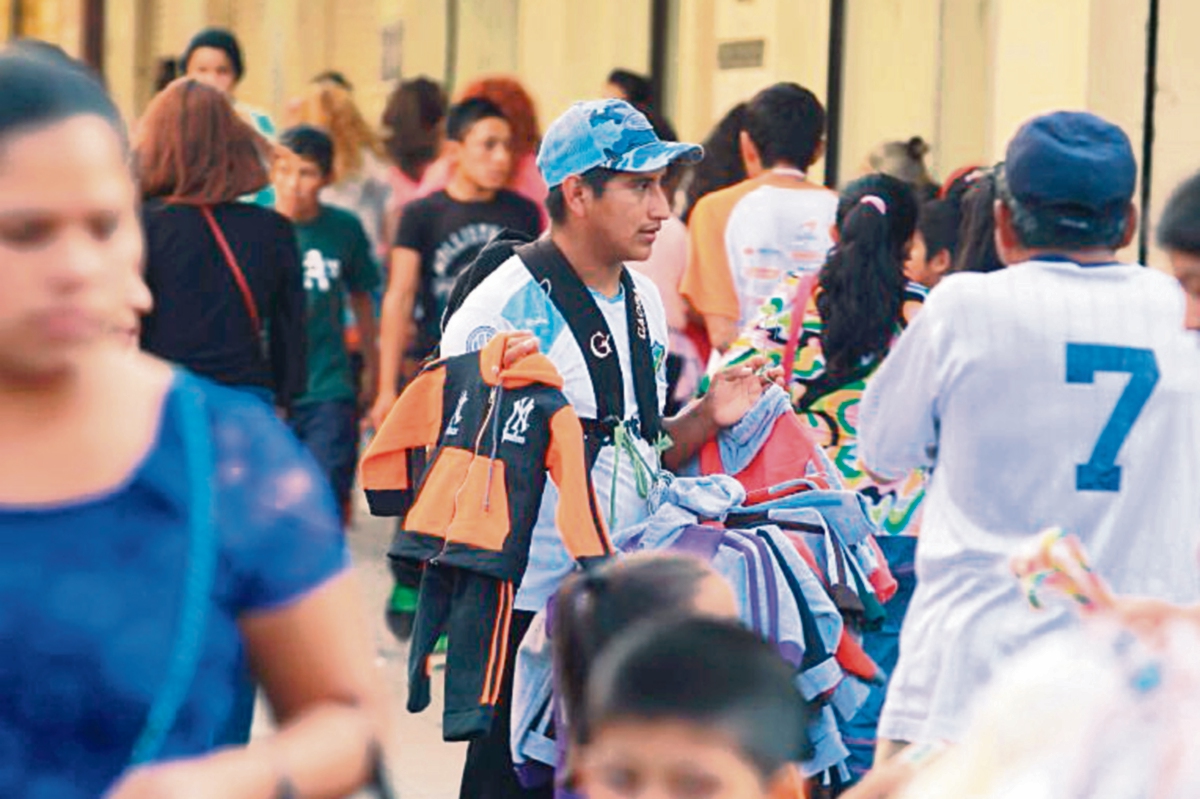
[606,423,674,531]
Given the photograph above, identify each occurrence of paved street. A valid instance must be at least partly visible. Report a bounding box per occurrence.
[254,499,466,799]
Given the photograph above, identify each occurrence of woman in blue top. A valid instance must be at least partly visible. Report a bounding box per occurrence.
[0,52,386,798]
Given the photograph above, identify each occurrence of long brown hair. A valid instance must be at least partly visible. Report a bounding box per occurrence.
[287,83,383,184]
[135,78,269,204]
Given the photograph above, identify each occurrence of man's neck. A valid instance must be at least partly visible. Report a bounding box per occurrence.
[1019,247,1122,265]
[285,204,321,224]
[550,227,623,298]
[446,173,498,203]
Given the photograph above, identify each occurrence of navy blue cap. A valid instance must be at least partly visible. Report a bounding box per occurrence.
[1005,111,1136,213]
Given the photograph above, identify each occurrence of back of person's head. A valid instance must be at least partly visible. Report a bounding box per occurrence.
[457,76,540,159]
[743,83,825,170]
[585,617,808,791]
[0,49,125,151]
[135,77,269,203]
[606,69,653,108]
[1159,170,1200,256]
[382,76,446,181]
[868,137,936,200]
[278,125,334,178]
[287,82,380,183]
[182,27,244,83]
[553,553,733,752]
[919,199,961,263]
[311,70,352,92]
[997,111,1136,254]
[953,170,1005,274]
[445,97,507,143]
[683,102,749,222]
[816,173,918,380]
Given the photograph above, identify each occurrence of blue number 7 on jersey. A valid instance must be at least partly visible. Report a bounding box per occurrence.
[1065,343,1160,492]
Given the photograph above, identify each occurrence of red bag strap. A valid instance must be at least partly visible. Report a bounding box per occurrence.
[200,206,261,336]
[781,273,819,387]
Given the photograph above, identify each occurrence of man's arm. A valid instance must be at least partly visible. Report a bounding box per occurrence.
[661,356,773,472]
[349,292,379,411]
[368,248,420,431]
[680,196,742,353]
[703,314,741,353]
[858,300,947,482]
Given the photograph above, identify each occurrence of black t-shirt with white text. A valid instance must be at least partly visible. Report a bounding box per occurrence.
[395,189,542,355]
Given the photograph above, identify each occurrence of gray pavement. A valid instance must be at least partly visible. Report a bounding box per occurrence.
[253,497,466,799]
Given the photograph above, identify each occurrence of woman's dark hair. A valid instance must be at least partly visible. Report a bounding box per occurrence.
[587,617,809,780]
[816,173,919,379]
[552,554,716,756]
[0,50,125,150]
[682,103,749,223]
[743,82,826,171]
[952,170,1005,274]
[279,125,334,177]
[1159,170,1200,256]
[607,69,653,108]
[182,27,245,82]
[153,57,180,93]
[312,70,353,91]
[135,78,270,204]
[381,77,446,181]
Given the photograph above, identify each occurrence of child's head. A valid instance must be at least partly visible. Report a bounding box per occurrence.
[274,124,332,220]
[905,199,959,288]
[581,617,808,799]
[1157,170,1200,332]
[445,97,513,194]
[553,554,737,766]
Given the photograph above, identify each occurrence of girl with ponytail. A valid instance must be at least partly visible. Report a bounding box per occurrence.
[719,173,926,536]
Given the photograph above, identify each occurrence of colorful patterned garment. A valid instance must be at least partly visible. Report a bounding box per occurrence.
[718,274,929,535]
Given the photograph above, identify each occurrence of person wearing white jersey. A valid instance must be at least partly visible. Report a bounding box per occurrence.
[440,98,774,799]
[858,111,1200,753]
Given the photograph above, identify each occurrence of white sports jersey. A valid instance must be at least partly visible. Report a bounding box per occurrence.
[859,259,1200,744]
[442,252,669,611]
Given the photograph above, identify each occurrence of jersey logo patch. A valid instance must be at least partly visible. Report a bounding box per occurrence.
[502,397,536,445]
[465,326,497,352]
[590,331,613,359]
[446,390,469,436]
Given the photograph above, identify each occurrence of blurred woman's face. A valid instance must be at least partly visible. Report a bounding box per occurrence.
[185,47,237,95]
[0,116,144,379]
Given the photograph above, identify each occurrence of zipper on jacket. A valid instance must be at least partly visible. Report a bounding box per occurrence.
[431,386,499,565]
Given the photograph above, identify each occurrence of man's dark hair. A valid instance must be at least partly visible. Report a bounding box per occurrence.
[446,97,507,143]
[997,165,1128,251]
[918,199,961,262]
[182,27,244,82]
[743,82,826,170]
[587,617,809,780]
[279,125,334,178]
[1158,170,1200,256]
[545,167,621,225]
[607,69,653,108]
[312,70,352,91]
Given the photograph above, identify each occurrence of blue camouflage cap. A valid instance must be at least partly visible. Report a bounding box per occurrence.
[537,99,703,189]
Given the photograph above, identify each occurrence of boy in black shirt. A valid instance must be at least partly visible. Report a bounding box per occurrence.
[371,98,543,430]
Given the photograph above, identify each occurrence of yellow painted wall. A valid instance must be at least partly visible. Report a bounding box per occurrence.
[840,0,941,183]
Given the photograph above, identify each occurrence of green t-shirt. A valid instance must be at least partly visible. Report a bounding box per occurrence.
[293,206,382,404]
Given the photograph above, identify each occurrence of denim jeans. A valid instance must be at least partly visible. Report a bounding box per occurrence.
[289,399,359,511]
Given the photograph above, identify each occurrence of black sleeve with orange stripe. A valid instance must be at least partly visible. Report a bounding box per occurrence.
[546,405,613,567]
[360,364,447,516]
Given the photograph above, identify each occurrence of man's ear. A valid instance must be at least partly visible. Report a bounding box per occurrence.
[560,174,590,219]
[1119,202,1138,250]
[740,130,763,177]
[932,248,953,278]
[993,200,1022,266]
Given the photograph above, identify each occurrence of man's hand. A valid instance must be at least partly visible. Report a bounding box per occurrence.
[703,355,774,428]
[501,332,540,368]
[367,389,396,434]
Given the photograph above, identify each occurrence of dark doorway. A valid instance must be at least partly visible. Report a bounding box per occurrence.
[83,0,105,73]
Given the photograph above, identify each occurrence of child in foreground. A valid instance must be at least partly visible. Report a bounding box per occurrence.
[579,616,809,799]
